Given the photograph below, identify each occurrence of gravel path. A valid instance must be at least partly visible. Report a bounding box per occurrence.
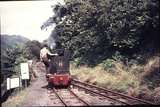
[17,62,59,106]
[18,71,56,106]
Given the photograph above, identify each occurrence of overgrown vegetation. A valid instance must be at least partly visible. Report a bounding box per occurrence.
[1,35,29,76]
[42,0,159,65]
[1,35,42,98]
[70,62,140,93]
[1,35,42,76]
[23,40,42,60]
[1,34,46,106]
[70,56,160,102]
[2,88,28,107]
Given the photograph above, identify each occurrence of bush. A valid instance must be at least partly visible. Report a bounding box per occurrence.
[102,59,115,71]
[102,51,125,72]
[70,64,140,92]
[141,56,160,89]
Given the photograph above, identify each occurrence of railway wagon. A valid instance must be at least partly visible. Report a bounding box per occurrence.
[46,49,71,87]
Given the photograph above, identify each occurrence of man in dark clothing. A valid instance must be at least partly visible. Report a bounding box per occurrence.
[40,44,58,73]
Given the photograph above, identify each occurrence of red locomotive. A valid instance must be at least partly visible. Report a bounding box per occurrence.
[46,49,71,87]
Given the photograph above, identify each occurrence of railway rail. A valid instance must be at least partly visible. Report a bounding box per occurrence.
[47,79,155,106]
[71,79,155,105]
[49,88,90,106]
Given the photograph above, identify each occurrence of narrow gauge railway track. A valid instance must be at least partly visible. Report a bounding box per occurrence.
[51,88,90,106]
[71,79,155,105]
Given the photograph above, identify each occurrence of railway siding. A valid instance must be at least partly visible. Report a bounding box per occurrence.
[71,79,156,105]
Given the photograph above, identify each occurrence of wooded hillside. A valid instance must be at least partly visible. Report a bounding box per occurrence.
[1,35,42,77]
[42,0,159,66]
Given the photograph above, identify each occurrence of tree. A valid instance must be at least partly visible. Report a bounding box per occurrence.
[42,0,159,65]
[1,35,30,78]
[23,40,42,60]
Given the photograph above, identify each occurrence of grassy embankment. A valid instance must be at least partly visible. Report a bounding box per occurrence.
[71,62,140,94]
[70,55,160,103]
[2,89,27,107]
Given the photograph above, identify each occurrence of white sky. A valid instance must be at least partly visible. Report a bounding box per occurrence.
[0,0,64,42]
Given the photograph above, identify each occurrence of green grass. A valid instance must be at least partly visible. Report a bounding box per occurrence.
[2,89,27,107]
[70,62,140,93]
[70,55,160,102]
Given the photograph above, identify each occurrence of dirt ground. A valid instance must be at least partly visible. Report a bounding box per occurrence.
[18,72,57,106]
[18,62,58,106]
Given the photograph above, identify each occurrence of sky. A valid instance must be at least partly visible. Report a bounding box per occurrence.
[0,0,64,42]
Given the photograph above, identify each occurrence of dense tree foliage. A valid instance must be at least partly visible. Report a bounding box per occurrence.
[1,35,29,81]
[1,35,43,84]
[23,40,42,60]
[42,0,159,65]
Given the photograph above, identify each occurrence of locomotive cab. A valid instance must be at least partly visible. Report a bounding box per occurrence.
[46,49,71,87]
